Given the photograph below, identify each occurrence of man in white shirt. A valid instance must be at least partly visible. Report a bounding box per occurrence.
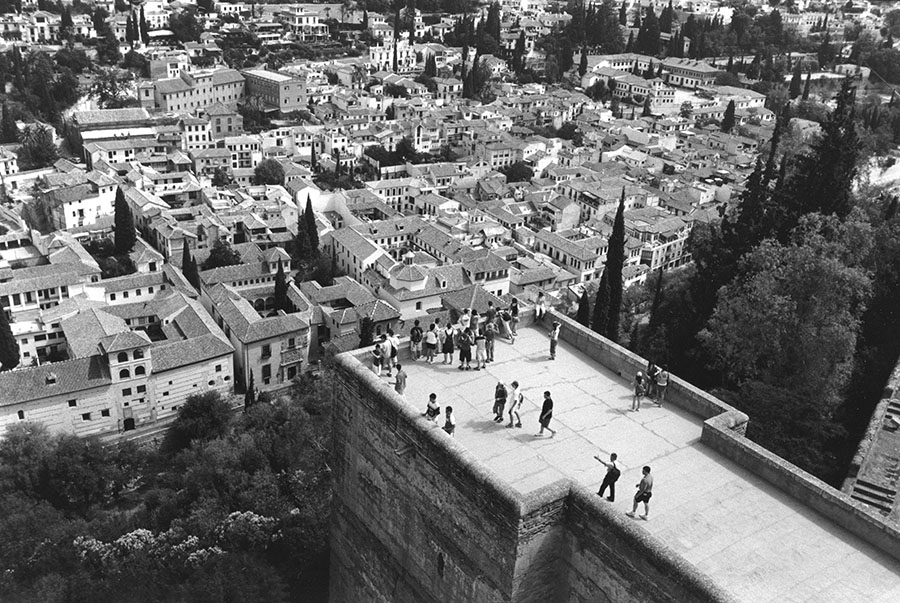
[506,380,523,428]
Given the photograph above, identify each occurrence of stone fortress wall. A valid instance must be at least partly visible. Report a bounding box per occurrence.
[329,308,900,603]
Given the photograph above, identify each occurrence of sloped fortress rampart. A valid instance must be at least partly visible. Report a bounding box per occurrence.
[329,310,900,602]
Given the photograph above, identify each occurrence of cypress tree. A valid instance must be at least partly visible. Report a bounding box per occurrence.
[787,77,859,224]
[789,61,802,99]
[408,0,416,42]
[0,304,19,371]
[310,141,317,171]
[625,31,634,53]
[801,72,811,100]
[1,102,17,143]
[114,187,136,255]
[362,9,368,29]
[181,239,192,273]
[273,260,288,312]
[126,14,136,47]
[721,100,735,133]
[605,188,627,342]
[304,195,319,258]
[293,203,312,263]
[642,96,652,117]
[591,269,610,336]
[576,288,591,326]
[619,2,627,26]
[579,47,588,77]
[244,373,256,409]
[139,7,148,44]
[183,249,200,290]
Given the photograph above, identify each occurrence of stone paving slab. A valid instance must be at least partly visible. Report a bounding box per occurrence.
[386,326,900,603]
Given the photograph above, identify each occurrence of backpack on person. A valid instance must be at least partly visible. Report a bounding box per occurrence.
[410,326,423,343]
[609,464,621,481]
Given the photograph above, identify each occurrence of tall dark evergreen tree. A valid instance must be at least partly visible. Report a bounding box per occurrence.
[362,9,369,30]
[789,61,803,99]
[604,188,627,342]
[801,72,811,100]
[0,303,19,371]
[310,142,317,171]
[359,316,375,347]
[721,100,735,133]
[273,260,288,312]
[579,47,588,77]
[513,31,526,74]
[139,7,149,44]
[659,0,674,33]
[407,0,416,42]
[625,31,634,52]
[114,187,136,255]
[591,269,610,336]
[183,249,200,290]
[304,195,319,258]
[785,77,859,227]
[293,204,313,263]
[618,2,627,26]
[126,14,137,47]
[636,6,660,56]
[1,102,17,143]
[642,96,652,117]
[576,288,591,326]
[244,373,256,409]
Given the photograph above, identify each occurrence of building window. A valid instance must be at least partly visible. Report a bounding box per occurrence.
[117,352,129,363]
[122,388,132,396]
[261,344,271,358]
[81,413,92,421]
[17,410,25,420]
[262,364,271,384]
[68,399,77,407]
[101,409,110,417]
[415,302,422,310]
[215,364,222,372]
[137,384,146,393]
[134,349,144,359]
[119,369,130,379]
[135,365,146,376]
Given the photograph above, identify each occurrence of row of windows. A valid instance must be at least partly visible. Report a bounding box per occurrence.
[109,286,156,301]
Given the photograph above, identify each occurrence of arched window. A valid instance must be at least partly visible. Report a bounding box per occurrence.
[135,365,146,376]
[134,349,145,359]
[117,352,129,363]
[119,369,130,379]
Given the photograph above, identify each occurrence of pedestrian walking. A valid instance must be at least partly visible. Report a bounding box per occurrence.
[632,371,646,412]
[493,381,507,422]
[626,466,653,520]
[458,327,474,370]
[507,380,523,428]
[510,298,519,335]
[484,319,496,362]
[536,292,546,320]
[646,361,660,400]
[394,364,407,396]
[424,323,438,363]
[549,321,561,360]
[444,406,456,437]
[594,453,621,501]
[536,391,556,437]
[410,320,423,360]
[423,392,440,422]
[655,366,669,407]
[372,342,384,376]
[440,324,455,364]
[474,328,486,370]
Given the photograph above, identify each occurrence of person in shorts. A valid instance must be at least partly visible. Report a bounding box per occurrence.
[474,328,486,370]
[507,380,523,428]
[424,323,438,363]
[394,364,407,396]
[457,327,474,370]
[444,406,456,437]
[510,298,519,335]
[632,371,646,412]
[626,466,653,520]
[372,343,383,376]
[484,319,496,362]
